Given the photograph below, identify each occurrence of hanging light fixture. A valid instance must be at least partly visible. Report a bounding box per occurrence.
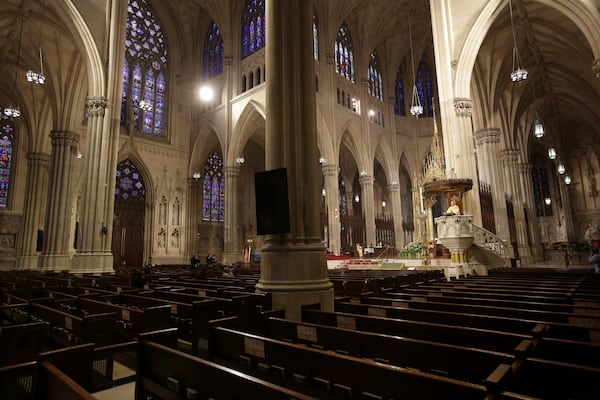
[564,175,571,185]
[5,18,24,118]
[26,0,47,85]
[408,14,423,117]
[557,162,565,175]
[508,0,528,82]
[548,147,557,160]
[544,197,551,205]
[533,113,544,138]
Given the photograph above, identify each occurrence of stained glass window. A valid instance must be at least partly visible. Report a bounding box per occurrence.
[115,159,146,202]
[121,0,167,136]
[202,152,224,222]
[335,23,354,82]
[394,67,406,116]
[313,12,319,60]
[531,153,553,217]
[203,22,223,78]
[241,0,265,59]
[416,62,434,117]
[0,114,14,208]
[368,51,383,101]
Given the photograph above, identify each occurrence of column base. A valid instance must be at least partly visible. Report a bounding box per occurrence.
[256,242,334,321]
[38,254,72,272]
[72,252,115,273]
[15,255,40,271]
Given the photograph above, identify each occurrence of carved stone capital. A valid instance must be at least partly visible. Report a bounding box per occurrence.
[321,164,338,177]
[26,152,51,167]
[223,166,241,178]
[453,98,472,117]
[359,174,374,186]
[501,148,520,163]
[85,96,108,117]
[474,128,500,145]
[50,130,80,148]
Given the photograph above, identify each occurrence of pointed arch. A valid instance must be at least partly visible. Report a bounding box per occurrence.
[228,100,266,166]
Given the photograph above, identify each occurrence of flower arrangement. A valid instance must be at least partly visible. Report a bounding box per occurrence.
[399,242,424,258]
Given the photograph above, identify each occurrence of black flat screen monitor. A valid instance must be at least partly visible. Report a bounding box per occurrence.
[255,168,290,235]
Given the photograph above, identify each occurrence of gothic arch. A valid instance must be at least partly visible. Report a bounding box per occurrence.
[228,100,265,166]
[337,120,370,174]
[191,121,223,176]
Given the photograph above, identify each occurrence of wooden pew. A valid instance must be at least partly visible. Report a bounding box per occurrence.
[257,315,517,385]
[301,305,530,354]
[207,325,530,400]
[335,299,600,342]
[78,296,172,339]
[358,295,600,325]
[29,302,116,346]
[136,340,319,400]
[38,361,97,400]
[0,321,48,367]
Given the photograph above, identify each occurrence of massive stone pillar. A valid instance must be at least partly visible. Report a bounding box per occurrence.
[502,148,532,263]
[388,182,404,251]
[223,166,241,264]
[322,164,341,255]
[474,128,512,256]
[38,131,79,271]
[15,153,51,270]
[359,174,376,247]
[185,178,201,260]
[520,163,543,259]
[71,98,116,273]
[256,0,333,320]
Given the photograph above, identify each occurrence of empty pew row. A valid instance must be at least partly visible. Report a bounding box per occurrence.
[358,294,600,326]
[377,289,599,315]
[251,313,600,399]
[137,340,318,400]
[207,323,535,400]
[0,328,178,400]
[301,305,600,368]
[335,298,600,342]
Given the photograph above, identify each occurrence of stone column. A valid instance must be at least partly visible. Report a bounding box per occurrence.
[223,166,241,263]
[38,131,79,271]
[502,148,532,263]
[322,164,341,255]
[474,128,512,256]
[15,153,51,270]
[520,163,543,259]
[388,182,404,251]
[185,177,201,260]
[257,0,333,320]
[359,174,376,247]
[443,98,482,225]
[71,97,116,273]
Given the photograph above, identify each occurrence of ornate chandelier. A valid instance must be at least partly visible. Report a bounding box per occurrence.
[509,0,528,82]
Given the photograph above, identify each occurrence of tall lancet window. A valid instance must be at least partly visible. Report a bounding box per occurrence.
[531,153,553,217]
[415,61,434,117]
[0,113,14,207]
[203,21,223,78]
[368,51,383,101]
[394,67,406,116]
[121,0,167,136]
[241,0,265,59]
[202,152,225,222]
[335,23,355,82]
[313,11,319,60]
